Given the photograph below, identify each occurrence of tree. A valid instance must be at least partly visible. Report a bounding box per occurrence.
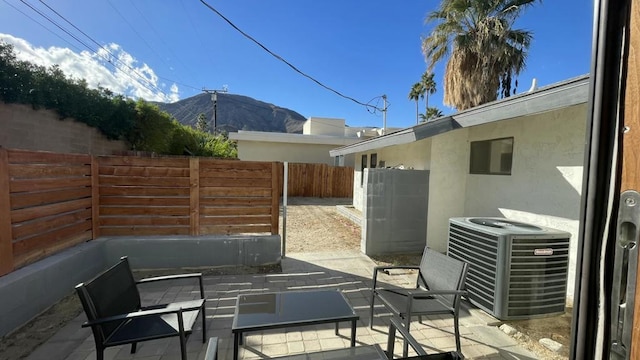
[422,0,539,110]
[408,82,424,124]
[419,107,444,123]
[421,72,437,115]
[195,113,208,132]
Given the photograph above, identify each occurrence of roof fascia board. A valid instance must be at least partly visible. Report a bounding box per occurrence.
[453,76,589,127]
[330,75,589,157]
[230,131,360,145]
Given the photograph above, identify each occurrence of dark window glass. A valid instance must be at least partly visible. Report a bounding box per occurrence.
[469,137,513,175]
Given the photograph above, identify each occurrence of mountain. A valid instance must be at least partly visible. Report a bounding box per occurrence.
[155,93,307,134]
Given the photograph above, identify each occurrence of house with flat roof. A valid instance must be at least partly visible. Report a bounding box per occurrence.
[229,117,398,167]
[330,75,590,302]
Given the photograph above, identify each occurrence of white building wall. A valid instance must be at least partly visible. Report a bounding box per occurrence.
[237,141,349,166]
[426,128,470,253]
[463,104,587,300]
[303,117,345,136]
[352,140,432,211]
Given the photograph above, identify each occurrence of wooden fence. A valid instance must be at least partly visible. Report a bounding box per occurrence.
[280,163,354,198]
[0,149,280,276]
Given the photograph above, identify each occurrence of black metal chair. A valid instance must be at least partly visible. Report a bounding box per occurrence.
[370,247,468,355]
[75,256,207,360]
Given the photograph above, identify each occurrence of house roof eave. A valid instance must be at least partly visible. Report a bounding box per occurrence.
[329,75,590,157]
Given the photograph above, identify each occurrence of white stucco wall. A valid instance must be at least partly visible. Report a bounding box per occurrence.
[426,128,470,253]
[236,140,352,166]
[463,104,587,300]
[303,117,345,136]
[352,140,432,211]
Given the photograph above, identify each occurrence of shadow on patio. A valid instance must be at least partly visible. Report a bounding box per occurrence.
[23,251,539,360]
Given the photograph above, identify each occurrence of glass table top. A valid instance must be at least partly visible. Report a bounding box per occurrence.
[232,290,358,331]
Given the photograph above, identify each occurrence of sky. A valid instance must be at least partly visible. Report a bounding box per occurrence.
[0,0,595,130]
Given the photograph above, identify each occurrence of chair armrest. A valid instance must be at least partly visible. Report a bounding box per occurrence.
[137,273,204,298]
[136,272,202,284]
[406,289,467,298]
[373,266,420,289]
[82,299,205,327]
[374,265,420,273]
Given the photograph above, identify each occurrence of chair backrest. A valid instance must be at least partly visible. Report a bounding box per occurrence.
[75,257,141,342]
[417,247,468,307]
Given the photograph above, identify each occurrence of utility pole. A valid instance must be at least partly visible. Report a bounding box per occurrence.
[202,86,228,134]
[382,94,387,135]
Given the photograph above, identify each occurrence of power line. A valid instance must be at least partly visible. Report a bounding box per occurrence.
[197,0,382,112]
[1,0,81,52]
[125,0,200,91]
[35,0,169,97]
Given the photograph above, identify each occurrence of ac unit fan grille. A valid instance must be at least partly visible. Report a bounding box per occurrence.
[447,218,571,320]
[448,222,499,313]
[506,236,570,317]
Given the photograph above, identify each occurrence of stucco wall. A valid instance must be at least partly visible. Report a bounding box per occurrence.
[0,102,127,155]
[352,141,432,211]
[463,104,587,300]
[236,140,351,166]
[303,117,345,136]
[426,128,470,252]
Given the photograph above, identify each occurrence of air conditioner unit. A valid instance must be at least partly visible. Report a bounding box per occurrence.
[447,217,571,320]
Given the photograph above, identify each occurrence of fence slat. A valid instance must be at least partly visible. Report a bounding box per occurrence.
[11,198,92,223]
[190,158,199,236]
[11,188,92,210]
[12,209,92,240]
[271,162,279,234]
[91,156,100,239]
[99,217,190,226]
[0,149,13,276]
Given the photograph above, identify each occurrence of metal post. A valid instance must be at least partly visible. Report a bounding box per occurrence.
[282,162,288,258]
[212,91,217,134]
[202,86,228,135]
[382,94,387,135]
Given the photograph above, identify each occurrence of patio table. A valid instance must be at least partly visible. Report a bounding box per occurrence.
[231,289,359,360]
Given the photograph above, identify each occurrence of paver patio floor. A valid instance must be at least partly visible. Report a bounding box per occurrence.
[25,251,540,360]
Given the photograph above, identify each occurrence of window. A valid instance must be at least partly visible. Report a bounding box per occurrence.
[370,153,377,168]
[469,137,513,175]
[360,154,367,186]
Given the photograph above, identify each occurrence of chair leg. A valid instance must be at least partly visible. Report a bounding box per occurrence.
[130,342,137,354]
[454,315,462,353]
[369,292,376,329]
[96,348,104,360]
[180,330,188,360]
[402,316,412,357]
[202,303,207,343]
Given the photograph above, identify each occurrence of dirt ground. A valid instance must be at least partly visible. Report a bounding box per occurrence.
[0,197,570,359]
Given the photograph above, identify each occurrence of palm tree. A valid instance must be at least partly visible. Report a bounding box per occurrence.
[422,0,540,110]
[408,82,424,124]
[420,107,444,122]
[421,72,437,115]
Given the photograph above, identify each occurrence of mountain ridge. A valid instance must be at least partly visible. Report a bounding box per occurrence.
[155,93,307,134]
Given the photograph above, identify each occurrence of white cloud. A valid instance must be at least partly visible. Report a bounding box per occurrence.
[0,33,180,103]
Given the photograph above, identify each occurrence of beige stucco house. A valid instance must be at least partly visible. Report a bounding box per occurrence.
[229,117,398,167]
[330,75,590,302]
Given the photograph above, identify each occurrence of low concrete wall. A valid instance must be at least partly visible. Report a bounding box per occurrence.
[0,235,281,337]
[103,235,282,269]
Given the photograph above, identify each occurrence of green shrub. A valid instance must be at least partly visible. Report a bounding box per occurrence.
[0,42,237,158]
